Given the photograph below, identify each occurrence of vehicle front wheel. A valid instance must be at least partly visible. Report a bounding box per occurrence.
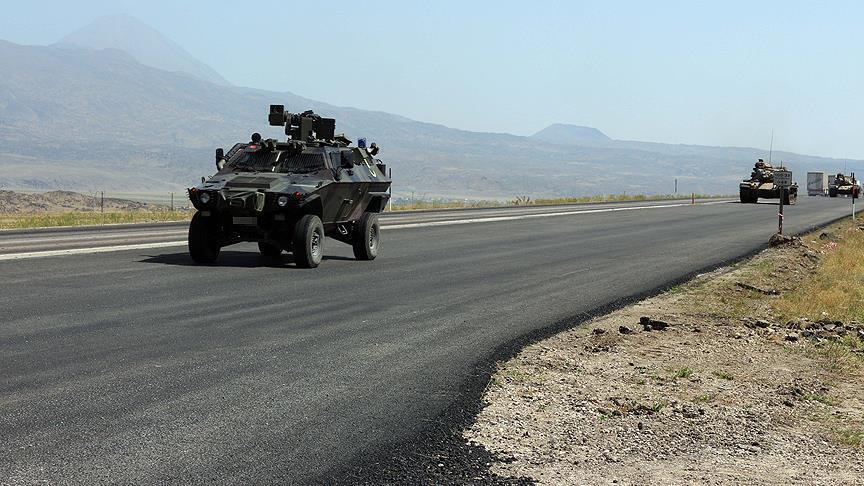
[352,213,380,261]
[293,215,324,268]
[188,212,221,263]
[739,188,756,204]
[258,242,282,257]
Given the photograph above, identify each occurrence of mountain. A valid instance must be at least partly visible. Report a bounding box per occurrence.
[55,14,230,86]
[0,34,859,199]
[532,124,611,144]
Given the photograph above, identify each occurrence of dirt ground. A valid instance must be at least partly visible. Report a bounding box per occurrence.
[0,190,154,213]
[466,223,864,485]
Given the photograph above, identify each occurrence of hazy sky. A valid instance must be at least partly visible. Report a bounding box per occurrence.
[2,0,862,159]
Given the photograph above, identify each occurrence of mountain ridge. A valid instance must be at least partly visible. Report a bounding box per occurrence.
[532,123,611,143]
[0,36,858,198]
[55,14,231,86]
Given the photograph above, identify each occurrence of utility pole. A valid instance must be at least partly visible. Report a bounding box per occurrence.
[170,192,174,211]
[674,178,678,195]
[853,171,857,220]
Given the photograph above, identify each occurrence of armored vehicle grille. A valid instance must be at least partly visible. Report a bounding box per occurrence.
[225,176,275,189]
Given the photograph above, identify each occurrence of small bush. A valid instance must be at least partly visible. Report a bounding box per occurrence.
[713,370,734,381]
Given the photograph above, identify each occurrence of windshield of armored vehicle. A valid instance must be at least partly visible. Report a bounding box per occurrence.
[227,148,328,174]
[275,152,327,173]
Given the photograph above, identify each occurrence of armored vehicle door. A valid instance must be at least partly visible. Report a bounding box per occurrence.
[324,148,360,222]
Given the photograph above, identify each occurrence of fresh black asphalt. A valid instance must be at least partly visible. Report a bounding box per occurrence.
[0,198,852,484]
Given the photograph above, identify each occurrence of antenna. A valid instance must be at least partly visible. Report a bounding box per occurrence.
[768,129,774,165]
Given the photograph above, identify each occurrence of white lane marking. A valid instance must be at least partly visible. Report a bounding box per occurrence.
[0,201,731,261]
[0,230,188,246]
[381,200,731,229]
[0,241,188,261]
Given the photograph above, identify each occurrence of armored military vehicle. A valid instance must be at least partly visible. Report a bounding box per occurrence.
[739,159,797,205]
[828,173,859,198]
[187,105,391,268]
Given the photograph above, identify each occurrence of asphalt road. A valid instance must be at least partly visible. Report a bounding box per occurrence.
[0,197,852,484]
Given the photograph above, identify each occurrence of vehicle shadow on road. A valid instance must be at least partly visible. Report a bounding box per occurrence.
[140,251,354,268]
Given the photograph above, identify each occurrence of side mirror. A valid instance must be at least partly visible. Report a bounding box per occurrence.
[215,148,226,171]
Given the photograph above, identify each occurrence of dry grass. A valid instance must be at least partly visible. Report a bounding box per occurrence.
[389,199,504,211]
[0,210,193,229]
[532,193,725,205]
[774,224,864,323]
[390,193,727,211]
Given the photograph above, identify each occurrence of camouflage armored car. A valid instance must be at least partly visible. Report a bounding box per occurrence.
[739,159,797,205]
[828,173,859,198]
[187,105,391,268]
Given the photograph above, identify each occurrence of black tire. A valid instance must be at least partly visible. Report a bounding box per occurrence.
[293,215,324,268]
[188,211,221,263]
[352,213,380,261]
[258,242,282,257]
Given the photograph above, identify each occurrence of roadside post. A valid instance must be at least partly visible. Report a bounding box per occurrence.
[853,172,857,220]
[774,169,793,235]
[388,168,393,212]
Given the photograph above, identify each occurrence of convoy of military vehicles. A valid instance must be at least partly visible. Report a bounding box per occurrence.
[185,105,859,268]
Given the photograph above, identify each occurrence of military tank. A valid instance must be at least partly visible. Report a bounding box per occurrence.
[739,159,797,205]
[828,173,859,198]
[186,105,391,268]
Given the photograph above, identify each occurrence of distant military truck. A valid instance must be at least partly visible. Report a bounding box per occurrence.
[739,159,797,204]
[806,172,827,196]
[829,173,860,198]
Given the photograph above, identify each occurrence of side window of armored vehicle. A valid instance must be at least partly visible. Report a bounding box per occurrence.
[341,150,356,168]
[277,151,327,174]
[328,150,341,170]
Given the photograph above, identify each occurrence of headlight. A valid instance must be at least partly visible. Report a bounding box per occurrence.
[199,192,211,204]
[277,195,289,207]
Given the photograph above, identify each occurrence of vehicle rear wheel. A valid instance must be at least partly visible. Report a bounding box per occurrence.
[188,212,221,263]
[293,215,324,268]
[258,242,282,257]
[352,213,380,261]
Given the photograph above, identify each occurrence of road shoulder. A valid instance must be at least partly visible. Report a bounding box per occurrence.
[466,221,864,484]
